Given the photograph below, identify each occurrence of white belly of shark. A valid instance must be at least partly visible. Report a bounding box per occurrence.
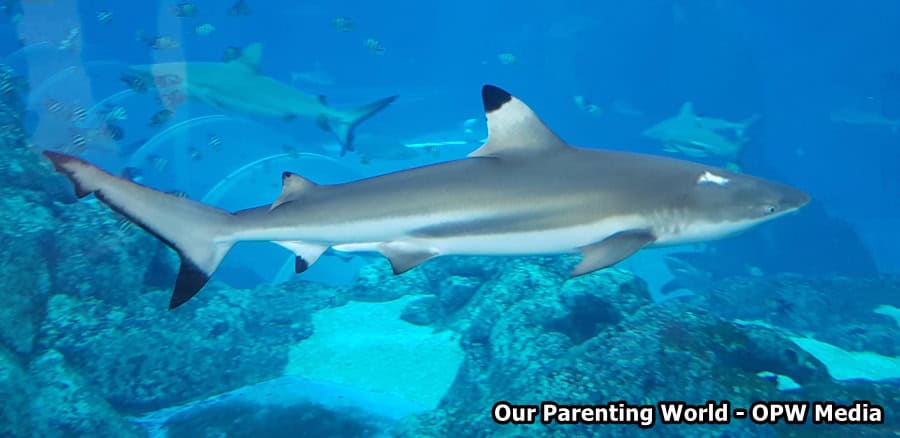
[234,213,649,256]
[334,214,650,256]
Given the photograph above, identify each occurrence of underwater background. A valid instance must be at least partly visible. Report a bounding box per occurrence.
[0,0,898,436]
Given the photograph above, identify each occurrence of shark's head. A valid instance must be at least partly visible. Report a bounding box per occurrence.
[661,168,811,244]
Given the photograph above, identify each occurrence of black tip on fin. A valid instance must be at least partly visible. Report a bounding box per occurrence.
[169,258,210,310]
[295,256,309,273]
[482,85,512,113]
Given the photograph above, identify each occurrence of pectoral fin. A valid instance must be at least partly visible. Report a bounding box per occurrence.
[570,230,656,277]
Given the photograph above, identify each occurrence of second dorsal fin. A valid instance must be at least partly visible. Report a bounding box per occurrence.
[270,171,317,210]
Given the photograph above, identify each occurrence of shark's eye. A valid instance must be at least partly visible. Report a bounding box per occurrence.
[765,206,777,214]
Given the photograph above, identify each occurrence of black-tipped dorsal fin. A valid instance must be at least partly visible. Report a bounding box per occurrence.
[238,42,263,73]
[468,85,568,158]
[270,172,317,210]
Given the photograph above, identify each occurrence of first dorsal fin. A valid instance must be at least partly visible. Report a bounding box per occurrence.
[237,43,263,73]
[270,171,317,210]
[679,101,695,117]
[468,85,569,158]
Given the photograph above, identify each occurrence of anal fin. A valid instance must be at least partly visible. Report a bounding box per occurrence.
[377,242,438,274]
[274,241,329,273]
[570,230,656,277]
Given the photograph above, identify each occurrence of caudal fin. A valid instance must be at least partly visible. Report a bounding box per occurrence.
[329,95,397,156]
[736,113,761,138]
[43,151,236,309]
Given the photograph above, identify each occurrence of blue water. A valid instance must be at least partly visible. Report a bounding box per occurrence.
[1,0,898,436]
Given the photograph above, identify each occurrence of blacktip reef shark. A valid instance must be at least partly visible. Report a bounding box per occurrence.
[830,107,900,133]
[127,43,396,155]
[643,102,760,170]
[679,102,761,138]
[44,85,810,310]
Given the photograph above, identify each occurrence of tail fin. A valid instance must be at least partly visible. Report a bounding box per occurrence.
[43,151,235,309]
[736,113,761,138]
[329,96,397,156]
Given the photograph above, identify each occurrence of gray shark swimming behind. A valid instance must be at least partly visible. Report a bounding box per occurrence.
[44,85,810,310]
[642,102,759,171]
[127,43,396,155]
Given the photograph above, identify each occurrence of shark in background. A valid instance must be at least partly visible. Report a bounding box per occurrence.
[125,43,397,155]
[324,120,487,165]
[682,102,761,138]
[643,101,760,172]
[830,107,900,133]
[44,85,809,310]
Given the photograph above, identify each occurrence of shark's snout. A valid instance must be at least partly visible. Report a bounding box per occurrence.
[777,185,811,214]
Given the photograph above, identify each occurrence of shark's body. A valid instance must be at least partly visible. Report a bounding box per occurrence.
[643,102,759,168]
[679,102,760,138]
[830,107,900,133]
[45,85,809,309]
[128,44,396,154]
[661,252,715,296]
[334,126,483,164]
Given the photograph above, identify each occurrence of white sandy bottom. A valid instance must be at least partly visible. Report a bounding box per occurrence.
[285,295,464,409]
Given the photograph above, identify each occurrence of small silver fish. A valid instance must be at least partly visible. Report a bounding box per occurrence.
[148,154,169,171]
[58,27,80,51]
[104,106,128,122]
[45,98,66,115]
[497,53,517,65]
[97,10,113,24]
[208,134,223,150]
[364,38,385,55]
[227,0,251,16]
[331,16,354,32]
[117,218,136,233]
[195,23,215,36]
[222,46,242,62]
[0,78,14,94]
[574,95,601,116]
[69,104,88,123]
[69,132,87,154]
[98,123,124,141]
[171,2,198,17]
[149,109,174,127]
[121,74,148,93]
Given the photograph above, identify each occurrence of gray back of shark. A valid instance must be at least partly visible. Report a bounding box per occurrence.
[43,85,810,309]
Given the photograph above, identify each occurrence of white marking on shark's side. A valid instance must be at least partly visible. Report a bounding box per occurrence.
[44,85,810,310]
[697,171,730,186]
